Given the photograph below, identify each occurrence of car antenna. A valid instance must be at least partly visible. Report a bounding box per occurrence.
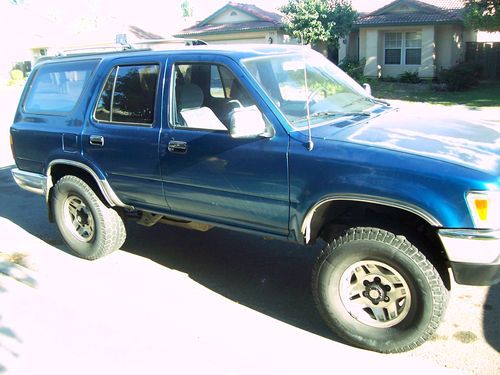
[301,34,314,151]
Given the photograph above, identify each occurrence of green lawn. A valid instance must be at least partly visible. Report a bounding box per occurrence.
[370,80,500,108]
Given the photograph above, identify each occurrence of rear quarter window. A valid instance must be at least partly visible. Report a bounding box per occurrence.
[23,60,98,114]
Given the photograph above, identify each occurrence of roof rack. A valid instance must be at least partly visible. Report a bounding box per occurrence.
[35,38,207,63]
[34,47,152,64]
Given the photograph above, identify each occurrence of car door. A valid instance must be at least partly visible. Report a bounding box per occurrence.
[82,57,168,211]
[159,55,290,236]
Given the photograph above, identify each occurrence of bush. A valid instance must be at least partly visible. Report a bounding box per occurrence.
[338,58,365,83]
[380,75,398,82]
[10,69,24,80]
[437,63,483,91]
[399,71,420,83]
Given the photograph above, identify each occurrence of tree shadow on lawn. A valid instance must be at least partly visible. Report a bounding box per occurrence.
[121,222,341,343]
[372,81,500,108]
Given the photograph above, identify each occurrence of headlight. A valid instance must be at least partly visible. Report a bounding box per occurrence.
[466,191,500,229]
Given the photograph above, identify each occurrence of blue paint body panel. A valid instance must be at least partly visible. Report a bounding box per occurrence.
[9,45,500,244]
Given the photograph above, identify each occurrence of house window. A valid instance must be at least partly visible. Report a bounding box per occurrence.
[384,32,422,65]
[405,32,422,65]
[384,32,402,64]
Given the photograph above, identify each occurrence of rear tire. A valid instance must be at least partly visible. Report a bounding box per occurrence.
[312,227,448,353]
[52,175,126,260]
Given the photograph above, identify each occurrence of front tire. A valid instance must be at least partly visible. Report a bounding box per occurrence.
[312,227,448,353]
[52,175,126,260]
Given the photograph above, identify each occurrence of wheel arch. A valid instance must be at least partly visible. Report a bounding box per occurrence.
[302,195,450,289]
[46,159,131,220]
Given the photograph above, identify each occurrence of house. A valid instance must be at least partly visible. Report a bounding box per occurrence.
[340,0,477,78]
[174,2,288,45]
[40,25,183,57]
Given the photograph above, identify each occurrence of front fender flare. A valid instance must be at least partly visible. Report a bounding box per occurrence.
[301,193,442,243]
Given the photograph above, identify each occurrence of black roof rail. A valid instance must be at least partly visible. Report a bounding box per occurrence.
[34,38,207,65]
[34,47,153,64]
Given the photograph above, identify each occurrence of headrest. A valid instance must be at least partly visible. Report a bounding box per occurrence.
[179,83,204,110]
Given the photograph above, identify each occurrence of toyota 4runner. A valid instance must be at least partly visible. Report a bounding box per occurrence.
[10,45,500,353]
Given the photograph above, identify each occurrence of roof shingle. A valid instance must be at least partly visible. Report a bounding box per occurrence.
[356,0,464,26]
[175,2,282,38]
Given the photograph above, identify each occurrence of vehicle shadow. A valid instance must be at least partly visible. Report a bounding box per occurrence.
[0,166,65,251]
[0,165,339,343]
[483,284,500,351]
[122,222,340,342]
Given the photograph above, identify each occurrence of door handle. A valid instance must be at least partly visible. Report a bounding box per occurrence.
[168,140,188,154]
[89,135,104,147]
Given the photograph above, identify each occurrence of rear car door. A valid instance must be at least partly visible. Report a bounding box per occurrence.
[82,57,167,211]
[159,55,290,236]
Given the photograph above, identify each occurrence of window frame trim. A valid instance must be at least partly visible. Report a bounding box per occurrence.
[92,62,161,127]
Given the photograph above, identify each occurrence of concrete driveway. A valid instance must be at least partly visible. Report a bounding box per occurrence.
[1,87,499,374]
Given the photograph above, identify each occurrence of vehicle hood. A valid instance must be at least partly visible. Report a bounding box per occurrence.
[311,108,500,176]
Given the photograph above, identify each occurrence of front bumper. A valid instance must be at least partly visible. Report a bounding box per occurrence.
[438,228,500,286]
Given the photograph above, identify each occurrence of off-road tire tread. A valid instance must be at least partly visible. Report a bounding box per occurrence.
[53,175,126,260]
[312,227,448,353]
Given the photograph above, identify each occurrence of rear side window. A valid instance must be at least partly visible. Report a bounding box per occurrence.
[94,64,159,125]
[24,60,97,114]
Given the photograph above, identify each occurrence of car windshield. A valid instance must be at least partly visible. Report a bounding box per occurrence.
[242,50,376,129]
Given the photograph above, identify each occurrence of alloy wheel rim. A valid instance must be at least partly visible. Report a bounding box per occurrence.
[339,260,411,328]
[63,195,95,242]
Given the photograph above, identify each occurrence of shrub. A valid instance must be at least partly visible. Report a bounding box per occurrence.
[10,69,24,80]
[437,63,483,91]
[399,71,420,84]
[338,58,366,83]
[380,75,398,82]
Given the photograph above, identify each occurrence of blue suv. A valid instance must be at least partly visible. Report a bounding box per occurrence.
[10,45,499,353]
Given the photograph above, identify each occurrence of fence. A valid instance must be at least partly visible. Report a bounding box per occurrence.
[465,42,500,79]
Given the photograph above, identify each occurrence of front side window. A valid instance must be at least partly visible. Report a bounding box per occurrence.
[94,64,159,125]
[24,60,97,114]
[172,62,259,131]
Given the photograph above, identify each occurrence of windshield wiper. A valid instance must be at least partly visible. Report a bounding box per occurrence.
[368,97,391,106]
[294,111,370,123]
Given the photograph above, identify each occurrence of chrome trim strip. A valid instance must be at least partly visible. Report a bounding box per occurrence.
[439,228,500,240]
[47,159,131,208]
[301,194,442,243]
[110,66,119,122]
[438,229,500,264]
[11,168,48,196]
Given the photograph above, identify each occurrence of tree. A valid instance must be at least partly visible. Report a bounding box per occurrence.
[181,0,193,18]
[464,0,500,31]
[280,0,357,48]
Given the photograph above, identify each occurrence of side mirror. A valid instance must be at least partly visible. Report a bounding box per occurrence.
[363,83,372,96]
[229,105,268,139]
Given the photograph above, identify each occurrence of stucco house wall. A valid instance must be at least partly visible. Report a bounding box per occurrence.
[341,0,481,79]
[175,2,287,46]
